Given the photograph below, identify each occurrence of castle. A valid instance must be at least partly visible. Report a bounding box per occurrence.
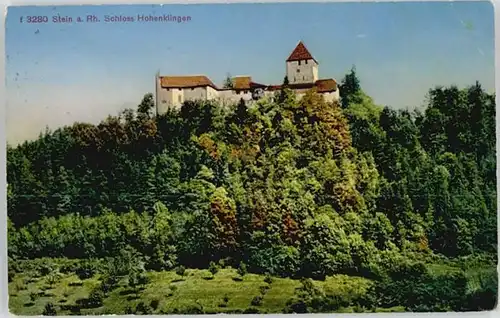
[155,41,340,115]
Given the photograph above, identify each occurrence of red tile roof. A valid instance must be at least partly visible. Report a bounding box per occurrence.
[266,79,337,93]
[315,79,338,93]
[286,41,317,63]
[232,76,252,90]
[160,75,218,89]
[230,76,267,90]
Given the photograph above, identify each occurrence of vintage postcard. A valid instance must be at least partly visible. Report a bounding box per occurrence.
[5,1,498,315]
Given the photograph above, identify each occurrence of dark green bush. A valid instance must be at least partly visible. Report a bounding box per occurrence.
[209,261,219,275]
[135,302,153,314]
[87,288,105,308]
[251,295,263,306]
[264,274,273,284]
[237,262,247,276]
[75,261,96,280]
[259,285,270,294]
[175,265,186,276]
[42,302,57,316]
[243,307,260,314]
[150,299,160,310]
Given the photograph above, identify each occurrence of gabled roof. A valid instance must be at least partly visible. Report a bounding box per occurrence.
[230,76,267,90]
[160,75,218,89]
[266,78,337,93]
[231,76,252,90]
[314,79,338,93]
[286,41,318,64]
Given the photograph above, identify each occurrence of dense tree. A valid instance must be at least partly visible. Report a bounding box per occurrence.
[6,75,497,312]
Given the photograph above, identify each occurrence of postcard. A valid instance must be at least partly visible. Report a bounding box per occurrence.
[5,1,498,315]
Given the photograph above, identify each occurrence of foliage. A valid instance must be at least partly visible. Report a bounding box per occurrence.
[6,71,497,313]
[237,262,248,277]
[42,302,57,316]
[176,265,186,277]
[209,261,219,275]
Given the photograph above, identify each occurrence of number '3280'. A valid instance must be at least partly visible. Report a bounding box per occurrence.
[26,16,48,23]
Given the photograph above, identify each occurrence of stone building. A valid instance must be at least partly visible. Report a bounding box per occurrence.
[155,41,340,115]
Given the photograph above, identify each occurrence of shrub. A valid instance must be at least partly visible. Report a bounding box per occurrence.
[42,302,57,316]
[29,291,39,302]
[150,299,160,310]
[183,304,204,314]
[237,262,248,276]
[16,283,27,291]
[8,259,21,273]
[8,270,15,283]
[209,261,219,275]
[87,288,105,308]
[138,272,150,288]
[136,302,153,314]
[40,263,53,276]
[60,261,79,274]
[75,261,96,280]
[259,285,270,294]
[46,273,59,286]
[218,258,226,268]
[175,265,186,276]
[264,274,273,284]
[128,271,140,291]
[251,295,263,306]
[243,307,260,314]
[125,306,134,314]
[100,275,119,294]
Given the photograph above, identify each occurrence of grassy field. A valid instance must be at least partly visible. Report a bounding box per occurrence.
[9,265,383,315]
[11,257,494,315]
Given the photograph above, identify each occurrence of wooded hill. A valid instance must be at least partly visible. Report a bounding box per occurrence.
[7,68,498,312]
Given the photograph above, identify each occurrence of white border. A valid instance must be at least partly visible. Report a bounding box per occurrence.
[0,1,498,318]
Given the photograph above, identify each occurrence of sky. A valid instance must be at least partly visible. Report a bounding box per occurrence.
[5,1,495,145]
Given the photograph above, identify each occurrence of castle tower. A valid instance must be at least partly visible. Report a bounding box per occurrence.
[286,41,318,85]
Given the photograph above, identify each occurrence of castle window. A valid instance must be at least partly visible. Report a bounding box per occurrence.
[178,95,182,103]
[244,90,248,94]
[305,60,308,64]
[191,88,195,91]
[297,69,300,73]
[298,60,301,66]
[178,88,182,91]
[162,100,166,104]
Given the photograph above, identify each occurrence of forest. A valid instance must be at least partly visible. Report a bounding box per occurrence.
[7,68,498,314]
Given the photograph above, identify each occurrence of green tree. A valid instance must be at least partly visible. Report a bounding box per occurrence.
[339,65,361,108]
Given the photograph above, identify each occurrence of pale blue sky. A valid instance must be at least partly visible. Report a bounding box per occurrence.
[5,2,495,144]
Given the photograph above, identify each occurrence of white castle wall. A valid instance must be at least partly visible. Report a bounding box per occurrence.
[184,87,207,101]
[156,84,340,115]
[217,90,253,105]
[207,86,219,100]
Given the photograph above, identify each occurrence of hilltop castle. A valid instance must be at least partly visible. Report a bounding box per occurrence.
[155,41,340,115]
